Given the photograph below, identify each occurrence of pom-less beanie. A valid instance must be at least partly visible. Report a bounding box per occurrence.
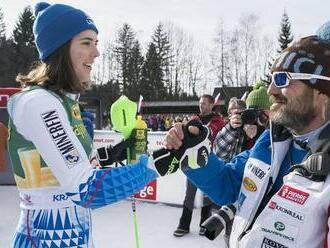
[246,81,271,109]
[271,32,330,96]
[33,2,98,61]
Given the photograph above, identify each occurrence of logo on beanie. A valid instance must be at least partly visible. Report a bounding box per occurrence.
[86,16,95,25]
[275,50,323,84]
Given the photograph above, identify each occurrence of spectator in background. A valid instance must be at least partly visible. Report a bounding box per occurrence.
[158,114,166,131]
[214,97,247,162]
[173,94,224,237]
[149,115,158,131]
[175,115,183,123]
[164,115,171,130]
[210,81,270,246]
[0,122,8,171]
[182,115,190,125]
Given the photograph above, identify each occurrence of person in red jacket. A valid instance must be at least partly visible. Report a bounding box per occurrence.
[173,94,224,237]
[192,95,225,146]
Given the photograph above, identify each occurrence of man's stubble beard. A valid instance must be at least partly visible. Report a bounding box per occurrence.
[269,91,316,133]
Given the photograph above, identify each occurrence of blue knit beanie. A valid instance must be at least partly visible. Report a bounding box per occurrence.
[33,2,98,61]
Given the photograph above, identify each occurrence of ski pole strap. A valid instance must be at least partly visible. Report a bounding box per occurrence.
[96,134,135,167]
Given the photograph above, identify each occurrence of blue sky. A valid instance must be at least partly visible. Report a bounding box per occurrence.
[1,0,330,49]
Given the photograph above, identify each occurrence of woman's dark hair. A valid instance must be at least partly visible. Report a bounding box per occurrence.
[16,41,83,94]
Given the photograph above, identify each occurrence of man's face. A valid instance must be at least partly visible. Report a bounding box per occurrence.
[199,97,213,115]
[268,79,317,133]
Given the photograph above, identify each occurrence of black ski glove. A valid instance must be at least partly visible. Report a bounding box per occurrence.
[151,119,211,176]
[96,132,135,167]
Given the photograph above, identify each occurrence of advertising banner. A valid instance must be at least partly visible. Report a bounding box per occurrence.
[0,88,21,182]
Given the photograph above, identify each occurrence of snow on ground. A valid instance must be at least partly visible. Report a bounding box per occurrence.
[0,186,225,248]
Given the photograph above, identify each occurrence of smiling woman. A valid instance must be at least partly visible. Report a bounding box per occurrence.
[6,2,158,248]
[70,30,100,86]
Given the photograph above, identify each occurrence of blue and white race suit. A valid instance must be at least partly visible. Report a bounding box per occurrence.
[7,87,158,248]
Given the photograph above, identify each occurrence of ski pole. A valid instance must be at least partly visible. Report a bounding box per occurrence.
[110,96,140,248]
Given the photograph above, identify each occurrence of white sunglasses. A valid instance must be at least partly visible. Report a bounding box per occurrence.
[272,72,330,88]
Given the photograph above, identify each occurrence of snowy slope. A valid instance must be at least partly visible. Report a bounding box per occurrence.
[0,186,225,248]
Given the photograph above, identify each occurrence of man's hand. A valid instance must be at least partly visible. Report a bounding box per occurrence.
[229,109,243,129]
[164,123,200,150]
[152,120,211,176]
[243,124,258,139]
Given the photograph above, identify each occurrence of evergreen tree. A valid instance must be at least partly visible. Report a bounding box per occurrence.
[263,10,293,84]
[0,8,18,87]
[11,6,38,76]
[0,7,5,38]
[113,23,136,95]
[126,40,144,100]
[140,43,166,100]
[278,10,293,52]
[151,23,172,95]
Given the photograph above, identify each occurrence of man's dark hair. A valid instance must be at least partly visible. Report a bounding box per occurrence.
[201,94,215,104]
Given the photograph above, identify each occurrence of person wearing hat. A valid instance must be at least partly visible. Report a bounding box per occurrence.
[7,2,158,247]
[242,81,270,146]
[163,24,330,247]
[214,82,271,161]
[210,84,270,246]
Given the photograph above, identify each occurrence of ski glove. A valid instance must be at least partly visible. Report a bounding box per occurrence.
[150,119,211,176]
[96,132,135,167]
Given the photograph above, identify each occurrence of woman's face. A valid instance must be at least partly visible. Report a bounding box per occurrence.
[70,30,100,88]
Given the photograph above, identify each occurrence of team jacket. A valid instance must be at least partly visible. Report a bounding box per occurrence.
[185,124,330,248]
[7,87,157,248]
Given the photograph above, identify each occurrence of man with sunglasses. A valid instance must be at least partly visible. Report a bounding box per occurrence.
[162,28,330,247]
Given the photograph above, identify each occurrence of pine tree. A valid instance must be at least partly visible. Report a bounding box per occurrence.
[0,7,6,38]
[11,6,38,75]
[278,10,293,52]
[0,8,18,87]
[126,40,144,100]
[263,10,293,84]
[113,23,136,95]
[151,23,172,96]
[140,43,166,100]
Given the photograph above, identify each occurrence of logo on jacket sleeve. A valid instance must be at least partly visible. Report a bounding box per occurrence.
[277,185,309,205]
[41,110,81,168]
[243,177,257,192]
[250,165,266,179]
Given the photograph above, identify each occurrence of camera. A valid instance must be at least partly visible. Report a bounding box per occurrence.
[201,204,237,240]
[241,108,264,125]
